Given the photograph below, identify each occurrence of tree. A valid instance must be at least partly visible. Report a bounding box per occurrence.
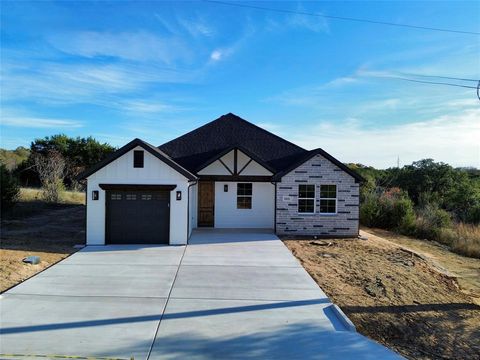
[33,150,66,203]
[0,163,20,211]
[29,134,115,189]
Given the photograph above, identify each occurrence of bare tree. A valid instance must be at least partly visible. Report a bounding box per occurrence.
[34,150,66,203]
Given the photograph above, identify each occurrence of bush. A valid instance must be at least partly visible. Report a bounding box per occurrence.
[33,150,66,203]
[359,191,380,227]
[360,187,415,232]
[0,163,20,211]
[414,203,452,239]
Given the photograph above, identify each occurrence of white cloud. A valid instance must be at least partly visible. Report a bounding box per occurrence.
[210,50,222,61]
[1,60,196,105]
[177,17,214,37]
[48,31,192,65]
[1,113,83,129]
[284,108,480,168]
[122,100,175,114]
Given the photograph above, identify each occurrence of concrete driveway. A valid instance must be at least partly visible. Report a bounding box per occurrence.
[1,229,401,359]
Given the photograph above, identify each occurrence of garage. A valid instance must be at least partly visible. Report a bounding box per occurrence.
[104,187,172,244]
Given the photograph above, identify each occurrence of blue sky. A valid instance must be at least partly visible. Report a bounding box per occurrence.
[1,1,479,168]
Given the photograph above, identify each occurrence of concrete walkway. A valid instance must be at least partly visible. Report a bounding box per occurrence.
[1,229,402,359]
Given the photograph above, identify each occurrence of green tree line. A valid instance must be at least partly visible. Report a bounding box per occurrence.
[1,134,115,209]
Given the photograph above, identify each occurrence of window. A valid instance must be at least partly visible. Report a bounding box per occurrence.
[126,194,137,201]
[237,183,252,209]
[134,150,144,168]
[111,193,122,200]
[320,185,337,214]
[141,194,152,200]
[298,184,315,213]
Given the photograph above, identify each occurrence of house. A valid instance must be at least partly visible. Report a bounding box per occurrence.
[79,113,363,245]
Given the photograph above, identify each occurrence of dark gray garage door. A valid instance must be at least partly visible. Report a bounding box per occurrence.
[106,190,170,244]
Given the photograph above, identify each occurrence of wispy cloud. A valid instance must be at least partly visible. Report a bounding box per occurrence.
[177,16,215,37]
[1,60,197,105]
[1,111,83,129]
[48,31,193,65]
[122,100,177,114]
[286,5,329,33]
[272,108,480,168]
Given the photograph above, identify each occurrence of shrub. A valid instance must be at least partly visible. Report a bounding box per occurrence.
[0,163,20,211]
[415,203,452,239]
[33,150,66,203]
[360,187,415,232]
[360,191,380,227]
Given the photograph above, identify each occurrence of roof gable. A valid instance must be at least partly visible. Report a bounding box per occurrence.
[158,113,306,173]
[273,148,364,183]
[78,138,197,180]
[197,147,274,176]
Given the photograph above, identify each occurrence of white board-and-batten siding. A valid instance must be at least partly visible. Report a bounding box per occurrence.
[86,146,190,245]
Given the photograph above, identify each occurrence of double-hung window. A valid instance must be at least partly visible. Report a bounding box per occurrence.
[237,183,252,209]
[320,185,337,214]
[298,184,315,213]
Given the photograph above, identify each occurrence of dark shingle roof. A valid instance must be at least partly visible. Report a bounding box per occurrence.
[158,113,307,173]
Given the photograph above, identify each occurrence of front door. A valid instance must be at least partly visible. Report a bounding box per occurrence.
[198,181,214,227]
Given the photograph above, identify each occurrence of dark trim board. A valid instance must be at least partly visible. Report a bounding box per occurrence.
[99,184,177,191]
[198,175,273,182]
[194,145,276,175]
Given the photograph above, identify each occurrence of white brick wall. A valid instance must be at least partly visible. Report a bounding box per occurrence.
[276,154,359,237]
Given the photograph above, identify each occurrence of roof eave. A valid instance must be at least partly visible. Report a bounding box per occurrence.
[272,148,365,183]
[77,138,198,181]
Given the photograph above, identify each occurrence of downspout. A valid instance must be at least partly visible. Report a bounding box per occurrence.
[186,180,198,244]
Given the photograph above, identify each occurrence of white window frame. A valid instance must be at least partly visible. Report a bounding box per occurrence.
[319,184,337,215]
[298,184,316,214]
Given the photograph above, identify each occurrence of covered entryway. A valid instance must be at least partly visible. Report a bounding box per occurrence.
[102,184,175,244]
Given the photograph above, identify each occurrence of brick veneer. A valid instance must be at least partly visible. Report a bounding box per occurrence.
[276,154,359,237]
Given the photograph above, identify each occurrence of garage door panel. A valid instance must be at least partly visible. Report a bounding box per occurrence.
[106,190,170,244]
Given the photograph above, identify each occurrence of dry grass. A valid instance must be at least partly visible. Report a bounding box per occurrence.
[447,223,480,258]
[20,187,85,205]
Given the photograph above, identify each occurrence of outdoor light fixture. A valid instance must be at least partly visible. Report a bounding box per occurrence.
[224,184,228,192]
[92,190,99,200]
[176,191,182,200]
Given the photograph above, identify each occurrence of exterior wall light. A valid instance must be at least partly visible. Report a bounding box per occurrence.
[92,190,99,200]
[224,184,228,192]
[176,191,182,201]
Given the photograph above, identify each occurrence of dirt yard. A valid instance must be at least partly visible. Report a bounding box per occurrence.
[1,204,85,292]
[284,231,480,360]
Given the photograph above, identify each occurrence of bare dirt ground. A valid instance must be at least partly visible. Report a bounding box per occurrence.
[284,231,480,360]
[364,227,480,306]
[1,205,85,292]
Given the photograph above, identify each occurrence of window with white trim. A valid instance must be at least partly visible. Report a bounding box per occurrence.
[320,185,337,214]
[298,184,315,213]
[237,183,252,209]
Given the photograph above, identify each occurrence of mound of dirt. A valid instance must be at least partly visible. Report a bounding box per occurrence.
[284,235,480,360]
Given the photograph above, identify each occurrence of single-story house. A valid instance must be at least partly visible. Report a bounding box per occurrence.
[79,113,363,245]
